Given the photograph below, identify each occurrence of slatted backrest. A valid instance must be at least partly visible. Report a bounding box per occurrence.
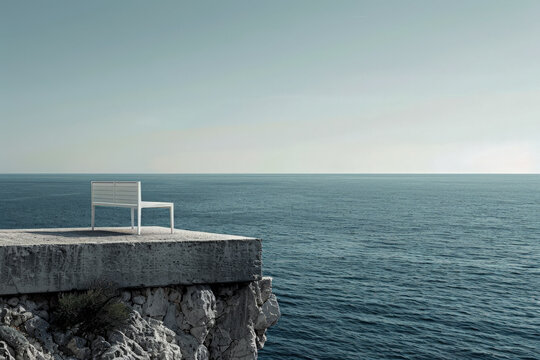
[91,181,140,206]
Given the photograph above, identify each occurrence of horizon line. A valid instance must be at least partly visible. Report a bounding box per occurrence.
[0,172,539,175]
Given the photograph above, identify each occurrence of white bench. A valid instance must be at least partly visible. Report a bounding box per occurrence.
[91,181,174,235]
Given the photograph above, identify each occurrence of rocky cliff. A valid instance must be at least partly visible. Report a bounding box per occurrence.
[0,278,280,360]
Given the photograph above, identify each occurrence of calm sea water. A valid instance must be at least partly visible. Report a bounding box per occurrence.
[0,174,539,359]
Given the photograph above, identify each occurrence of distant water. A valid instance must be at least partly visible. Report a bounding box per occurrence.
[0,174,539,359]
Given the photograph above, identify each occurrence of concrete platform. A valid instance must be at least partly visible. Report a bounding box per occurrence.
[0,227,262,296]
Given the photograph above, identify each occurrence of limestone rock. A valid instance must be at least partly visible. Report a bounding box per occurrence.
[108,311,182,359]
[0,340,15,360]
[176,333,199,360]
[257,278,273,305]
[0,325,53,360]
[195,345,209,360]
[255,294,280,330]
[66,337,90,359]
[176,333,209,360]
[90,336,111,358]
[0,280,279,360]
[22,300,37,313]
[255,331,267,350]
[163,304,178,331]
[132,304,143,315]
[181,286,216,344]
[101,330,147,359]
[132,296,145,306]
[142,288,168,319]
[0,308,12,326]
[168,290,182,303]
[0,325,30,354]
[181,286,216,328]
[209,285,258,360]
[52,331,70,347]
[35,310,49,322]
[227,330,258,360]
[24,316,54,352]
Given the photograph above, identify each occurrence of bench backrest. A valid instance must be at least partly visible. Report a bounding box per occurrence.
[91,181,141,206]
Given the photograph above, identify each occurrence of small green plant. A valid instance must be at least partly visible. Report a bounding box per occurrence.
[53,283,130,335]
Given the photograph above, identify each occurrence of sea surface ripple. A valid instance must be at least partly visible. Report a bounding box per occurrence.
[0,174,538,359]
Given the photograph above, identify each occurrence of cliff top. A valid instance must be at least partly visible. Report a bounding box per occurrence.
[0,227,256,246]
[0,227,262,295]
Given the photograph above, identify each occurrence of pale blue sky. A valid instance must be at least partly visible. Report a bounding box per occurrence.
[1,1,539,173]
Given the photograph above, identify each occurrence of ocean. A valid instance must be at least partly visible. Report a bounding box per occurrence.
[0,174,538,359]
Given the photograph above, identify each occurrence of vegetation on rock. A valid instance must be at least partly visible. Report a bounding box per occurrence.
[52,284,129,335]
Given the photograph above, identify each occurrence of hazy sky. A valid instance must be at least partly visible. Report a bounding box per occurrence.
[2,1,540,173]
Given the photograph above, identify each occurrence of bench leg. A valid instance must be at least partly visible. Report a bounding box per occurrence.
[137,207,141,235]
[91,205,95,230]
[131,208,134,229]
[170,205,174,234]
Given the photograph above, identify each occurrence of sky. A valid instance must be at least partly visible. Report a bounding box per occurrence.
[1,0,540,173]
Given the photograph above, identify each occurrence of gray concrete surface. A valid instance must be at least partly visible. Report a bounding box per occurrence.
[0,227,262,296]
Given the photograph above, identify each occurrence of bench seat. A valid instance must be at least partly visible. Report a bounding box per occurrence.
[91,181,174,235]
[140,201,174,208]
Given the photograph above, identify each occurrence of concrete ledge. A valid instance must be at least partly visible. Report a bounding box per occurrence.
[0,227,262,296]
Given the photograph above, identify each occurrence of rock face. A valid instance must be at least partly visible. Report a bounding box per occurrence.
[0,278,280,360]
